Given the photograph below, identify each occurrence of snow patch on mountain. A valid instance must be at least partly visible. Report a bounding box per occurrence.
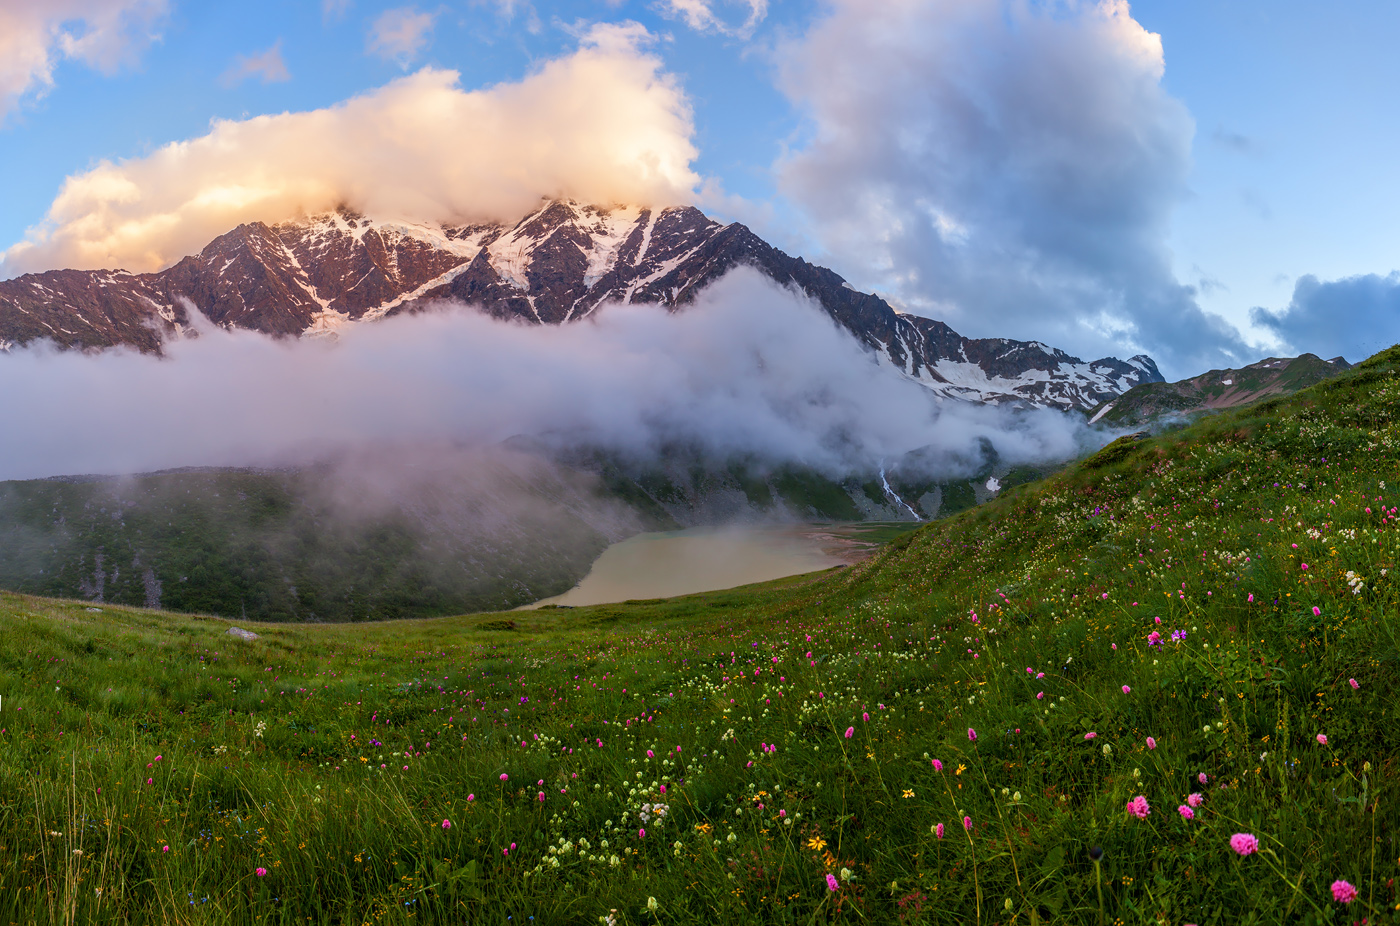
[0,199,1165,411]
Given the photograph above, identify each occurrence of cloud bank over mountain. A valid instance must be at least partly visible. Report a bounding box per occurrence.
[2,22,698,277]
[775,0,1247,379]
[1252,272,1400,364]
[0,270,1095,482]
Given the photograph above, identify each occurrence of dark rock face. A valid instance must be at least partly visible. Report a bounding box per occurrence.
[0,200,1163,409]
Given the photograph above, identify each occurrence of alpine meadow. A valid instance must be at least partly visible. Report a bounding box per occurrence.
[4,2,1400,924]
[2,345,1397,925]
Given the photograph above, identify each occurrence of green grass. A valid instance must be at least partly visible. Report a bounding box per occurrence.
[4,348,1400,923]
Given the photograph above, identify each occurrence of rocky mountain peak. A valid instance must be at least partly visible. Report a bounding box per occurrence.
[0,199,1164,410]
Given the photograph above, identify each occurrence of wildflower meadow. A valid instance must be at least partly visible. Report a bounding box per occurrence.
[3,348,1400,924]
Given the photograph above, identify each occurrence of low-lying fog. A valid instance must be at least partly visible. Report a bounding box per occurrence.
[0,270,1110,612]
[0,269,1099,483]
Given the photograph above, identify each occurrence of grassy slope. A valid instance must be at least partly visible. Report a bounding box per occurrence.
[1092,353,1349,427]
[0,457,1001,622]
[3,350,1400,923]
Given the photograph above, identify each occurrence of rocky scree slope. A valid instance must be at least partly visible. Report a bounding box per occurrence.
[0,201,1162,410]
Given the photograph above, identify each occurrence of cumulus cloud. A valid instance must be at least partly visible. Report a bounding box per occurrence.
[2,22,698,276]
[0,269,1094,481]
[655,0,768,37]
[367,6,437,66]
[0,0,167,121]
[220,41,291,87]
[1251,272,1400,364]
[775,0,1246,378]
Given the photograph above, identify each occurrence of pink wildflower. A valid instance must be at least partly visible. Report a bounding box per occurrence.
[1316,733,1328,745]
[968,728,977,741]
[1198,773,1209,785]
[1146,737,1157,750]
[1085,732,1097,740]
[1126,796,1150,819]
[638,828,646,838]
[500,773,508,781]
[1122,685,1131,694]
[1177,805,1194,820]
[935,823,944,839]
[963,815,972,831]
[1230,833,1259,856]
[1187,793,1203,808]
[826,873,840,891]
[1349,678,1359,689]
[467,794,475,802]
[538,792,545,802]
[845,727,854,739]
[162,845,170,853]
[255,867,268,877]
[863,712,870,722]
[1248,593,1254,603]
[932,759,943,772]
[1312,606,1321,616]
[441,819,451,829]
[1147,631,1162,646]
[1331,880,1358,904]
[1036,691,1044,699]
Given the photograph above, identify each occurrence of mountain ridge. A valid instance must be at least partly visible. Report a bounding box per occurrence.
[1086,352,1351,427]
[0,200,1164,410]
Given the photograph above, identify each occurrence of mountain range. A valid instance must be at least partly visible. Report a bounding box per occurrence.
[0,200,1163,410]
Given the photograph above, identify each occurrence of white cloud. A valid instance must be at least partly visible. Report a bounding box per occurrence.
[367,6,437,66]
[0,0,167,122]
[220,41,291,87]
[3,22,699,276]
[0,269,1094,481]
[1251,272,1400,364]
[654,0,767,37]
[775,0,1245,378]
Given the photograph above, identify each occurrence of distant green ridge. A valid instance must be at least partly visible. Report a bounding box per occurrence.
[1086,352,1350,427]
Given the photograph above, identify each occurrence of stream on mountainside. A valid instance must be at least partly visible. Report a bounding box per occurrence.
[519,522,916,609]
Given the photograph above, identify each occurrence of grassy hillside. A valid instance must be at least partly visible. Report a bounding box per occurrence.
[0,450,1015,621]
[0,451,653,620]
[1088,353,1351,427]
[2,348,1400,923]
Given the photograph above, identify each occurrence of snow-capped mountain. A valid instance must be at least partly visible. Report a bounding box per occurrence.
[0,200,1162,409]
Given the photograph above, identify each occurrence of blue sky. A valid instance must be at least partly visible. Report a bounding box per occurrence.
[2,0,1398,377]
